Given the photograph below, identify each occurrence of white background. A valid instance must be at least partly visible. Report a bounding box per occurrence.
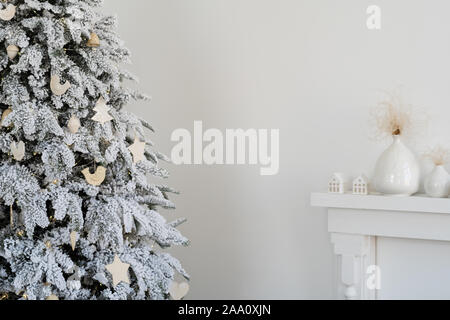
[104,0,450,299]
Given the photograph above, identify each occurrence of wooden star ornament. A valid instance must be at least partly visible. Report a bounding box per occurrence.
[106,255,130,287]
[128,137,146,164]
[92,97,113,125]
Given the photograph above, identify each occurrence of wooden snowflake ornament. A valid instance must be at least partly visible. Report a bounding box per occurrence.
[0,4,16,21]
[106,255,130,287]
[50,75,71,96]
[82,166,106,186]
[128,137,146,164]
[92,97,113,125]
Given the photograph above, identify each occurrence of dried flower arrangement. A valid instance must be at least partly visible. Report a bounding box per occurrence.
[369,89,427,141]
[423,146,450,166]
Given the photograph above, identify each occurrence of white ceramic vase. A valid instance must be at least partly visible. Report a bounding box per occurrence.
[424,165,449,198]
[373,135,420,196]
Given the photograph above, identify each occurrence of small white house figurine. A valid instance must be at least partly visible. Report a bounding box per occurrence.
[353,174,369,195]
[328,173,349,194]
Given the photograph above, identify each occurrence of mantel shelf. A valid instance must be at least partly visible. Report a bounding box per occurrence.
[312,191,450,300]
[311,192,450,215]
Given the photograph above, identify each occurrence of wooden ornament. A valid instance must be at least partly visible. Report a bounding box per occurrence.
[11,141,25,161]
[0,4,16,21]
[70,231,78,251]
[46,295,59,301]
[1,108,12,126]
[128,137,146,164]
[82,166,106,186]
[92,97,113,125]
[50,75,71,96]
[87,32,100,48]
[106,255,130,287]
[6,45,19,59]
[67,115,81,134]
[169,281,190,300]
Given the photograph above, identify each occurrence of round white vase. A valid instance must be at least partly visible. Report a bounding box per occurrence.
[424,165,449,198]
[373,135,420,196]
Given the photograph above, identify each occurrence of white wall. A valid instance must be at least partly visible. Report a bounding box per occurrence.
[103,0,450,299]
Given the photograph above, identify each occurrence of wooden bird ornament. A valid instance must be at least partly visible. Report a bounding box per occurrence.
[0,4,16,21]
[82,166,106,186]
[50,75,71,96]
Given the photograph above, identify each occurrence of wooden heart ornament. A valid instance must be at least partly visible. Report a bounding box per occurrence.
[169,281,189,300]
[11,141,25,161]
[50,75,71,96]
[67,115,81,134]
[82,166,106,186]
[0,4,16,21]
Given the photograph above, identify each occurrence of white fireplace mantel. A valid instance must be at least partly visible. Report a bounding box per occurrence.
[311,192,450,300]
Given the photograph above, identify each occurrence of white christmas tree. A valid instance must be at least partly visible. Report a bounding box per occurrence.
[0,0,189,300]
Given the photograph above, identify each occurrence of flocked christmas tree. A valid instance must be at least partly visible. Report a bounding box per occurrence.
[0,0,189,300]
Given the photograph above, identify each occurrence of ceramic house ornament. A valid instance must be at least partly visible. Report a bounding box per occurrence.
[328,173,349,194]
[0,4,16,21]
[6,45,19,59]
[353,174,369,195]
[50,75,71,96]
